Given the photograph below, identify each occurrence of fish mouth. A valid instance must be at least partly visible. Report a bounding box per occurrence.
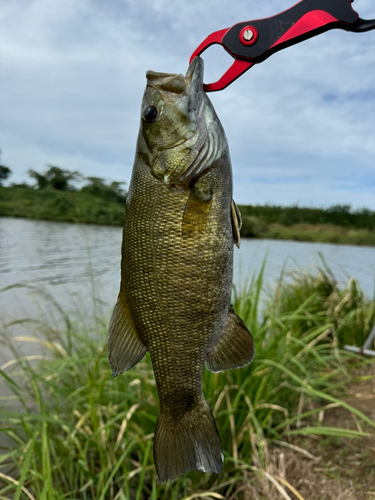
[146,57,204,97]
[167,57,225,186]
[163,57,225,187]
[154,57,207,186]
[146,56,225,187]
[146,70,186,94]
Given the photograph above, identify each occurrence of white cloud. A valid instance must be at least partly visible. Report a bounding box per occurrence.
[0,0,374,207]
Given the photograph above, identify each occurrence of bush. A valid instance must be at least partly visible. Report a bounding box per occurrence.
[240,215,267,238]
[28,166,81,191]
[81,177,126,203]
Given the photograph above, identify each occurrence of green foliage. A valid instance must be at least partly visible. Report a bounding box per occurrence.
[0,186,125,225]
[28,165,81,191]
[0,168,128,226]
[264,223,375,246]
[0,149,12,186]
[240,215,267,238]
[1,167,375,246]
[265,265,375,348]
[238,204,375,231]
[0,270,374,499]
[9,181,31,189]
[221,206,375,245]
[0,166,11,186]
[81,177,126,203]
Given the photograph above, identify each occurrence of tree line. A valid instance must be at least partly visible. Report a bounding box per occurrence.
[0,154,126,204]
[1,150,374,231]
[239,204,375,231]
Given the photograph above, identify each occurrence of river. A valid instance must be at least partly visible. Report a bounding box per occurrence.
[1,216,375,312]
[1,216,375,354]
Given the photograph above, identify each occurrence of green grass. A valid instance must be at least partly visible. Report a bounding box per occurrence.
[265,223,375,246]
[240,217,375,246]
[0,186,125,226]
[238,204,375,246]
[0,268,375,499]
[238,204,375,231]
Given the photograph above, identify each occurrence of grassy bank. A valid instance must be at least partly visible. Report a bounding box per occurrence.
[239,204,375,245]
[238,204,375,230]
[241,218,375,246]
[2,185,375,246]
[1,269,375,499]
[0,186,125,226]
[240,205,375,246]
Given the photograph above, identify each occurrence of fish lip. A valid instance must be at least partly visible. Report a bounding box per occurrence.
[185,57,204,96]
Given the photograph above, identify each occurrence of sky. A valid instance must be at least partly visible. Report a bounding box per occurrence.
[1,0,374,208]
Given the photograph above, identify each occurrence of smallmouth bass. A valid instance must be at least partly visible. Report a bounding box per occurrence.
[108,57,254,484]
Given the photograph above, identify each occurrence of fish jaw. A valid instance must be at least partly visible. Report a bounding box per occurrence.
[138,57,226,188]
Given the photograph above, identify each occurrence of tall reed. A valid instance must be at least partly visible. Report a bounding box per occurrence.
[0,268,374,500]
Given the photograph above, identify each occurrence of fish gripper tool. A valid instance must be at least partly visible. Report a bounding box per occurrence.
[190,0,375,92]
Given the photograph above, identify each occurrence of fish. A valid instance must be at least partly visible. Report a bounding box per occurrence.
[108,56,255,484]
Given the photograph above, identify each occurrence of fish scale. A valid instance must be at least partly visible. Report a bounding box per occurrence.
[108,57,255,483]
[124,161,232,411]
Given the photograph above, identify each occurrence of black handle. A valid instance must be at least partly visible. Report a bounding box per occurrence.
[349,17,375,32]
[222,0,358,62]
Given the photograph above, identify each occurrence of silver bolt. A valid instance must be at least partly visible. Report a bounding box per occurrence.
[243,29,254,42]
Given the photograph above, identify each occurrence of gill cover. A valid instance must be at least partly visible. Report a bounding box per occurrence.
[140,57,225,187]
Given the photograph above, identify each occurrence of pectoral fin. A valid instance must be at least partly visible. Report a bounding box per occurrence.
[182,179,213,238]
[231,200,242,249]
[108,291,147,377]
[205,307,254,373]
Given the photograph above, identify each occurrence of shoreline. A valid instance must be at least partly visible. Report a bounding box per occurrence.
[1,186,375,247]
[1,213,375,247]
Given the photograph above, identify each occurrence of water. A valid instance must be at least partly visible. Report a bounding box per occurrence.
[1,219,374,477]
[1,217,375,328]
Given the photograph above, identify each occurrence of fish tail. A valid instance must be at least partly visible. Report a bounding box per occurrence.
[153,400,223,484]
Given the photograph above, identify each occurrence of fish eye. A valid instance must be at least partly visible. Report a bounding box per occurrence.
[142,105,158,123]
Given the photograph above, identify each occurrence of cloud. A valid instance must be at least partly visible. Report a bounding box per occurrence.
[0,0,374,208]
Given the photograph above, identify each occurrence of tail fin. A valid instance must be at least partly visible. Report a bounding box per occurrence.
[153,401,223,484]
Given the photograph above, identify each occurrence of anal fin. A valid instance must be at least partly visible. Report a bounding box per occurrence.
[108,291,147,377]
[206,307,254,373]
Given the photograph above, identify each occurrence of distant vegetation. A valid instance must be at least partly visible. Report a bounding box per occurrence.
[0,149,11,186]
[0,165,127,225]
[1,163,375,245]
[239,205,375,246]
[27,165,82,191]
[239,203,375,231]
